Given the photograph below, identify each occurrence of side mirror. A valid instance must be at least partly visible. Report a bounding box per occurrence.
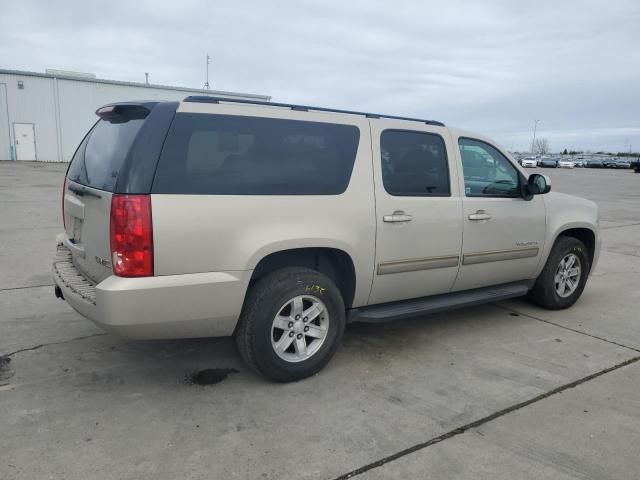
[527,173,551,195]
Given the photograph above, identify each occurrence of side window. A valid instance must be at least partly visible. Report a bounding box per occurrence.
[458,138,520,197]
[380,130,450,196]
[152,114,360,195]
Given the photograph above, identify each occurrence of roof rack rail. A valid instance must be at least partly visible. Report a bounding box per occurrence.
[182,96,445,127]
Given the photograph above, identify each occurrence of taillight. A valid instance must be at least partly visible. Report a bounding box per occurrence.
[62,177,67,229]
[109,194,153,277]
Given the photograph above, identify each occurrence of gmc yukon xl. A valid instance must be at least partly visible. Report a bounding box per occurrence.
[53,97,600,381]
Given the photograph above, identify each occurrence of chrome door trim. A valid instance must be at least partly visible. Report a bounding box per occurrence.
[377,255,460,275]
[462,247,539,265]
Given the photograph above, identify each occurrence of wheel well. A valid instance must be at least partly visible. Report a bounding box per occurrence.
[250,248,357,308]
[558,228,596,265]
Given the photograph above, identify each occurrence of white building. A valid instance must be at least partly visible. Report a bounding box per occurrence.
[0,68,270,162]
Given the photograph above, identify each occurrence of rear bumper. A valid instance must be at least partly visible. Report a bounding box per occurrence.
[53,242,251,339]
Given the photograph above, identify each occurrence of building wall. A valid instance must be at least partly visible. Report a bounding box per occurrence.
[0,71,269,162]
[1,73,60,161]
[0,83,11,161]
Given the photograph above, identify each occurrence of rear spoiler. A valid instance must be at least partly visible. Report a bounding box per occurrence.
[95,102,158,123]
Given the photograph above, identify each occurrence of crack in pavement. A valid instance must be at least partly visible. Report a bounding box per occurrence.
[332,355,640,480]
[493,304,640,354]
[1,332,107,358]
[0,283,55,292]
[332,301,640,479]
[602,249,640,259]
[601,222,640,230]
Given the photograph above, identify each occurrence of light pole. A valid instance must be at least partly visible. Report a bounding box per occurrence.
[531,119,540,154]
[204,54,211,90]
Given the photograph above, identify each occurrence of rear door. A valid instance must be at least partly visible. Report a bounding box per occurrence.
[368,120,463,305]
[64,112,146,283]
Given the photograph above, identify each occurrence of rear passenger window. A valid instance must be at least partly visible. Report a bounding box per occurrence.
[380,130,450,196]
[152,114,360,195]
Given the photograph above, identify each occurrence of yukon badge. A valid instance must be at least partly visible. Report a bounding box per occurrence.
[516,241,539,248]
[95,255,112,268]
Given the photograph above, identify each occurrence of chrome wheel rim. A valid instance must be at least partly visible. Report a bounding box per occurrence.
[270,295,330,363]
[554,253,581,298]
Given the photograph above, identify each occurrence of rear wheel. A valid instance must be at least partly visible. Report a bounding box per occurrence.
[235,267,345,382]
[529,236,590,309]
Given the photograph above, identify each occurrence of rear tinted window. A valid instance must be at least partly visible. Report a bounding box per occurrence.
[152,114,360,195]
[380,130,450,196]
[67,119,144,191]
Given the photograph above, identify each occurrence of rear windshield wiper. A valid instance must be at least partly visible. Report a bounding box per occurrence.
[67,184,102,199]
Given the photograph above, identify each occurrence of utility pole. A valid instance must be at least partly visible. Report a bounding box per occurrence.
[531,119,540,154]
[204,54,211,90]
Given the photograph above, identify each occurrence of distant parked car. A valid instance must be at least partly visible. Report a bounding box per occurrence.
[604,159,631,168]
[557,159,575,169]
[521,158,537,168]
[586,159,604,168]
[573,159,585,168]
[540,158,558,168]
[603,159,619,168]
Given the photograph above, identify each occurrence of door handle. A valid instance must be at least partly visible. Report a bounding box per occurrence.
[468,210,492,221]
[383,211,413,223]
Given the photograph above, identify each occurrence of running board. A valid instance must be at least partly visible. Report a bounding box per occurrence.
[348,282,530,323]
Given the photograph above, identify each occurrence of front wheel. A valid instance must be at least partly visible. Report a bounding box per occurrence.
[529,236,590,310]
[235,267,345,382]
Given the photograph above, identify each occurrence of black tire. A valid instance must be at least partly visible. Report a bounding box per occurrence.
[529,236,591,310]
[234,267,346,382]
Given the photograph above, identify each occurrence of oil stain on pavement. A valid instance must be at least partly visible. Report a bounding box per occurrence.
[185,368,238,386]
[0,355,14,384]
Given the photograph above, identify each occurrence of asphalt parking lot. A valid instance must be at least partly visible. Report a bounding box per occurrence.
[1,162,639,480]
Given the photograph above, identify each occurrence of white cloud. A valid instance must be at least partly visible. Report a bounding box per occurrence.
[1,0,638,151]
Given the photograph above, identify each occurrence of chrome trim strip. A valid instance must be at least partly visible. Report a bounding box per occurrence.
[462,247,539,265]
[377,255,460,275]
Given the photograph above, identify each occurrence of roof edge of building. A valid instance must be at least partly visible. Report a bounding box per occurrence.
[0,68,270,101]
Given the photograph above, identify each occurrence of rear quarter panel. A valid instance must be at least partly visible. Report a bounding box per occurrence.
[151,103,376,307]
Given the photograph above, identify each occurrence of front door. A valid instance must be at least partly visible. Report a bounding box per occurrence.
[452,136,546,291]
[14,123,36,160]
[368,120,463,305]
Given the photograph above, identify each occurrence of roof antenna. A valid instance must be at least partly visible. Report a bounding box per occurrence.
[204,54,211,90]
[145,72,149,85]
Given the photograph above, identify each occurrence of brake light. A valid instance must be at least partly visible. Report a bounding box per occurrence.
[62,178,67,229]
[110,195,153,277]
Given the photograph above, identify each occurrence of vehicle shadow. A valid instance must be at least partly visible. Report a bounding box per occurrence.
[81,302,521,388]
